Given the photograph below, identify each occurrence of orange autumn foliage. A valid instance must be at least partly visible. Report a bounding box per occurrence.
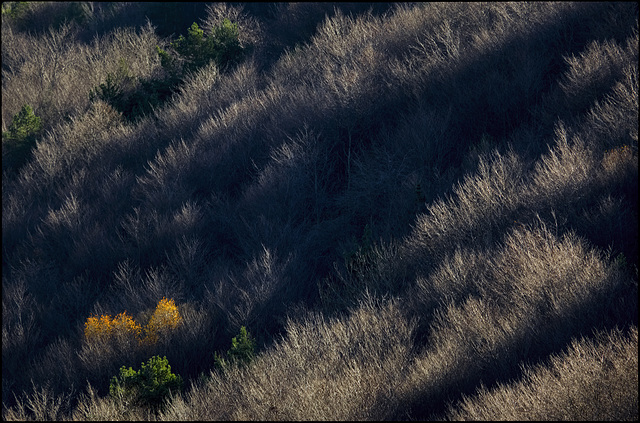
[84,297,182,346]
[84,311,142,344]
[143,297,183,345]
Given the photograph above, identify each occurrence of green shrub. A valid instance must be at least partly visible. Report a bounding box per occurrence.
[214,326,256,371]
[1,1,30,21]
[164,19,243,75]
[156,46,175,72]
[228,326,256,364]
[209,18,243,67]
[172,22,208,72]
[1,1,36,31]
[89,58,131,110]
[89,72,122,105]
[2,104,43,171]
[109,355,183,411]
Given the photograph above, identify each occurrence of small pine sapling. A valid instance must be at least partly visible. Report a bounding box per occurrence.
[2,104,43,170]
[214,326,256,371]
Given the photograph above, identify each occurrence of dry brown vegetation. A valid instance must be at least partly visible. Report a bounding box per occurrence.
[2,2,637,420]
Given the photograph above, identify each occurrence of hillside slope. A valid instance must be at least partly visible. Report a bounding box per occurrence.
[2,2,637,420]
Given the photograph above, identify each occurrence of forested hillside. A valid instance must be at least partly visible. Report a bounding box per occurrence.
[2,2,637,420]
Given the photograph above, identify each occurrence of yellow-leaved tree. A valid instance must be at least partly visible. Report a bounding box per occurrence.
[84,312,142,346]
[84,298,182,347]
[143,297,183,345]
